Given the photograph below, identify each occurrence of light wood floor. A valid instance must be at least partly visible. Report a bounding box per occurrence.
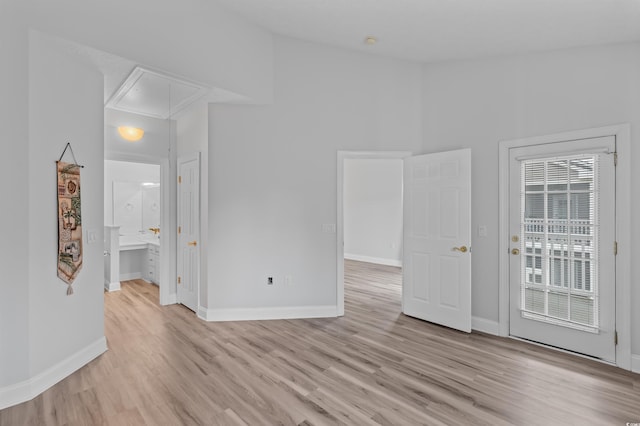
[2,260,639,425]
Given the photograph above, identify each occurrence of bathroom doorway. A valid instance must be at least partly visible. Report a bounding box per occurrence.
[103,96,179,307]
[104,160,163,298]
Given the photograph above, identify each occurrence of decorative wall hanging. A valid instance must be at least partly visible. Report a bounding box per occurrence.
[57,143,84,295]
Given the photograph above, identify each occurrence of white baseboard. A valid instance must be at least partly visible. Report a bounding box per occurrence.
[632,354,640,374]
[472,316,500,335]
[198,305,338,322]
[119,272,142,281]
[0,336,107,410]
[160,293,177,306]
[104,280,121,292]
[345,253,402,267]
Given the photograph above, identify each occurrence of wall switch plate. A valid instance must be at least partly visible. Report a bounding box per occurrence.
[87,229,99,244]
[478,225,487,237]
[322,223,336,234]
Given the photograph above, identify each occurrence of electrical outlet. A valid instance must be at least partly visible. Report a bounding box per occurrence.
[267,277,274,285]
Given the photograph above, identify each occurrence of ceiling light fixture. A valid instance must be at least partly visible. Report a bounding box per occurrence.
[365,36,377,45]
[117,126,144,142]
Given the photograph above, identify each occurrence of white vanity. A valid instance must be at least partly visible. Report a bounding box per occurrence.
[119,234,161,285]
[104,226,161,291]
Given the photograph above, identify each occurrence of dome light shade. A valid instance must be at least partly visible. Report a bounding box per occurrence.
[117,126,144,142]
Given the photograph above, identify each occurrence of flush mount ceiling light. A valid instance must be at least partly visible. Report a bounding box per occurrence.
[117,126,144,142]
[365,36,377,45]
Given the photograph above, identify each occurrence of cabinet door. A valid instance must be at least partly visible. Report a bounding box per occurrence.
[152,253,160,285]
[146,247,157,283]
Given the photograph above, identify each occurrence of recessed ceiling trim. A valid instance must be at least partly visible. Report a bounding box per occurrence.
[105,66,210,119]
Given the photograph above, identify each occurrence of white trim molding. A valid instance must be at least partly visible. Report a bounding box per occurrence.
[119,272,143,281]
[198,305,338,322]
[161,293,178,306]
[344,253,402,268]
[104,280,121,292]
[498,123,632,370]
[472,317,500,336]
[632,354,640,374]
[0,337,107,410]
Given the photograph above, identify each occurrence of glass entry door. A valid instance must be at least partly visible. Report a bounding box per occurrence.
[509,136,616,362]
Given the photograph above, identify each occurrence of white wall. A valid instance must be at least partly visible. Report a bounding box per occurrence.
[207,36,422,313]
[421,42,640,354]
[119,250,146,280]
[344,159,403,266]
[177,102,209,155]
[0,0,272,402]
[27,30,106,378]
[104,160,161,226]
[20,0,274,103]
[0,3,29,389]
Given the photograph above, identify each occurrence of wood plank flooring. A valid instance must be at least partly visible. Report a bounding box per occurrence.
[2,260,639,425]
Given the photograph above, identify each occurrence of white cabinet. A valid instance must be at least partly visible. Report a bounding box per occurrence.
[146,245,160,285]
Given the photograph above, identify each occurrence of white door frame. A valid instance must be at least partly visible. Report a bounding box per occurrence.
[177,152,201,312]
[105,153,177,306]
[498,124,631,370]
[336,151,411,316]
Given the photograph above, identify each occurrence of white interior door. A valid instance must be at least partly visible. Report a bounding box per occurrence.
[402,149,471,333]
[509,137,616,362]
[177,153,200,312]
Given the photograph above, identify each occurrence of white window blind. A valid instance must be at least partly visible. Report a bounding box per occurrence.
[520,154,600,332]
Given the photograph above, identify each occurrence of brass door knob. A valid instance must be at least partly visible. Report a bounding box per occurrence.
[188,241,197,247]
[511,248,520,255]
[453,246,468,253]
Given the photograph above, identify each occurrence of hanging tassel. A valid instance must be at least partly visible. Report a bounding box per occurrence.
[67,284,74,296]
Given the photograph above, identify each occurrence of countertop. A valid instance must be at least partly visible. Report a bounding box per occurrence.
[119,235,160,251]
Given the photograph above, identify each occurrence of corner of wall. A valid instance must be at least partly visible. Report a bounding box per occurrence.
[0,337,107,410]
[472,317,501,336]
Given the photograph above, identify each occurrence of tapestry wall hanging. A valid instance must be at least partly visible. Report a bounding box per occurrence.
[57,143,84,294]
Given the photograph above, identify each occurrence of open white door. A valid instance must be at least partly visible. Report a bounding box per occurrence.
[403,149,471,332]
[177,153,200,312]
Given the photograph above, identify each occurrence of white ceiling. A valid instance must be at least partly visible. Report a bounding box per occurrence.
[213,0,640,63]
[105,67,211,120]
[48,33,248,124]
[41,1,640,122]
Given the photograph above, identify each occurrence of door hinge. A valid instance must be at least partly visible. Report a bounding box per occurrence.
[178,175,182,184]
[178,226,181,234]
[614,330,618,345]
[614,241,618,256]
[613,152,618,166]
[178,276,181,284]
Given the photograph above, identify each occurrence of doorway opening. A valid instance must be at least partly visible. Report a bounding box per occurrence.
[337,149,473,335]
[337,151,410,316]
[103,159,166,302]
